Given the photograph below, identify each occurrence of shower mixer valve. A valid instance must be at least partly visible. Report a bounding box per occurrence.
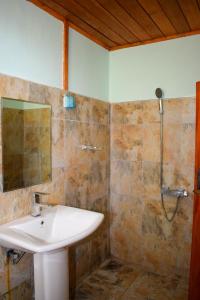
[161,187,188,198]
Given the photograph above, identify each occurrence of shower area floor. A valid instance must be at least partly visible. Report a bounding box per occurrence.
[75,257,188,300]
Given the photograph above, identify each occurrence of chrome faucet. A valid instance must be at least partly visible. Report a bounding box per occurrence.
[31,192,51,217]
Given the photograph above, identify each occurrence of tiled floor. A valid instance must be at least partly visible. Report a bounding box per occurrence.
[0,281,33,300]
[75,258,188,300]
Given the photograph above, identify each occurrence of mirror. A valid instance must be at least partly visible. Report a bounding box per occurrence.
[1,97,52,192]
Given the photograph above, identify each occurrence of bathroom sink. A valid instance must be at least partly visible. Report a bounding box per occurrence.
[0,205,104,253]
[0,205,104,300]
[0,205,104,299]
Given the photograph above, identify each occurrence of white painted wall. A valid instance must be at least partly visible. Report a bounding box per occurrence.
[68,29,109,101]
[109,35,200,102]
[0,0,63,88]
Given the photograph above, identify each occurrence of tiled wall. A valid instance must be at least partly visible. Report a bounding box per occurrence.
[0,73,195,298]
[64,94,110,287]
[110,98,195,278]
[0,74,110,298]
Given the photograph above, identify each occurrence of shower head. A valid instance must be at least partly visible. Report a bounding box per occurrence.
[155,88,163,99]
[155,88,164,114]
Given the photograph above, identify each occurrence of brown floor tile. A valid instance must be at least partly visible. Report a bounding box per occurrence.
[75,258,188,300]
[75,258,139,300]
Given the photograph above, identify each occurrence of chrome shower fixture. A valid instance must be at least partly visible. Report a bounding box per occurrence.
[155,87,188,222]
[155,87,163,99]
[155,87,164,114]
[161,187,188,198]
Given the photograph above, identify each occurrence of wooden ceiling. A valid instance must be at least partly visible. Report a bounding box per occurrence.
[31,0,200,50]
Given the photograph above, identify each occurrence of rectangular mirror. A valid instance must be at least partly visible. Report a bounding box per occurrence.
[1,97,52,192]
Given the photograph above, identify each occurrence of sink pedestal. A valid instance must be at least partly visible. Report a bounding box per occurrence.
[34,248,69,300]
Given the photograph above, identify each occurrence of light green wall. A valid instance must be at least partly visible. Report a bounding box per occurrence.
[109,35,200,102]
[0,0,63,88]
[0,0,109,101]
[0,0,199,103]
[68,29,109,101]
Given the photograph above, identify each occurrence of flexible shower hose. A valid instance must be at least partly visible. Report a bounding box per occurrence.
[159,103,180,222]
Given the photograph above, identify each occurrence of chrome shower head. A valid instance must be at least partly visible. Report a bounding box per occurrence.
[155,88,163,99]
[155,88,164,114]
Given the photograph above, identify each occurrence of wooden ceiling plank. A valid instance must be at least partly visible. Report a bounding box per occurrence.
[74,0,138,43]
[111,29,200,51]
[37,0,115,48]
[158,0,190,33]
[68,22,111,49]
[117,0,163,39]
[30,0,200,51]
[177,0,200,30]
[137,0,177,36]
[55,0,127,45]
[96,0,151,41]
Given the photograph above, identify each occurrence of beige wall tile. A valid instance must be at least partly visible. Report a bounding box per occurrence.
[0,74,110,297]
[111,124,143,161]
[0,73,195,296]
[110,97,195,279]
[52,118,64,168]
[143,123,160,162]
[111,102,143,125]
[143,100,160,123]
[65,94,109,125]
[0,74,29,100]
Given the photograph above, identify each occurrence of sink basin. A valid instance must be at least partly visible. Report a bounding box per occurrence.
[0,205,104,300]
[0,205,104,253]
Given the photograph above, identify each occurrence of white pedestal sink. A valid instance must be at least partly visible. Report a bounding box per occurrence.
[0,205,104,300]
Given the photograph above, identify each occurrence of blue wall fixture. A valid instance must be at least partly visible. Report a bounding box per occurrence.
[63,93,76,109]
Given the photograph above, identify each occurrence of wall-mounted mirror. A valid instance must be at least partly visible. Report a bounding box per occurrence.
[1,97,52,192]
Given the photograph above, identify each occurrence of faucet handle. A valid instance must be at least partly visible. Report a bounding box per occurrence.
[31,192,51,217]
[33,192,50,204]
